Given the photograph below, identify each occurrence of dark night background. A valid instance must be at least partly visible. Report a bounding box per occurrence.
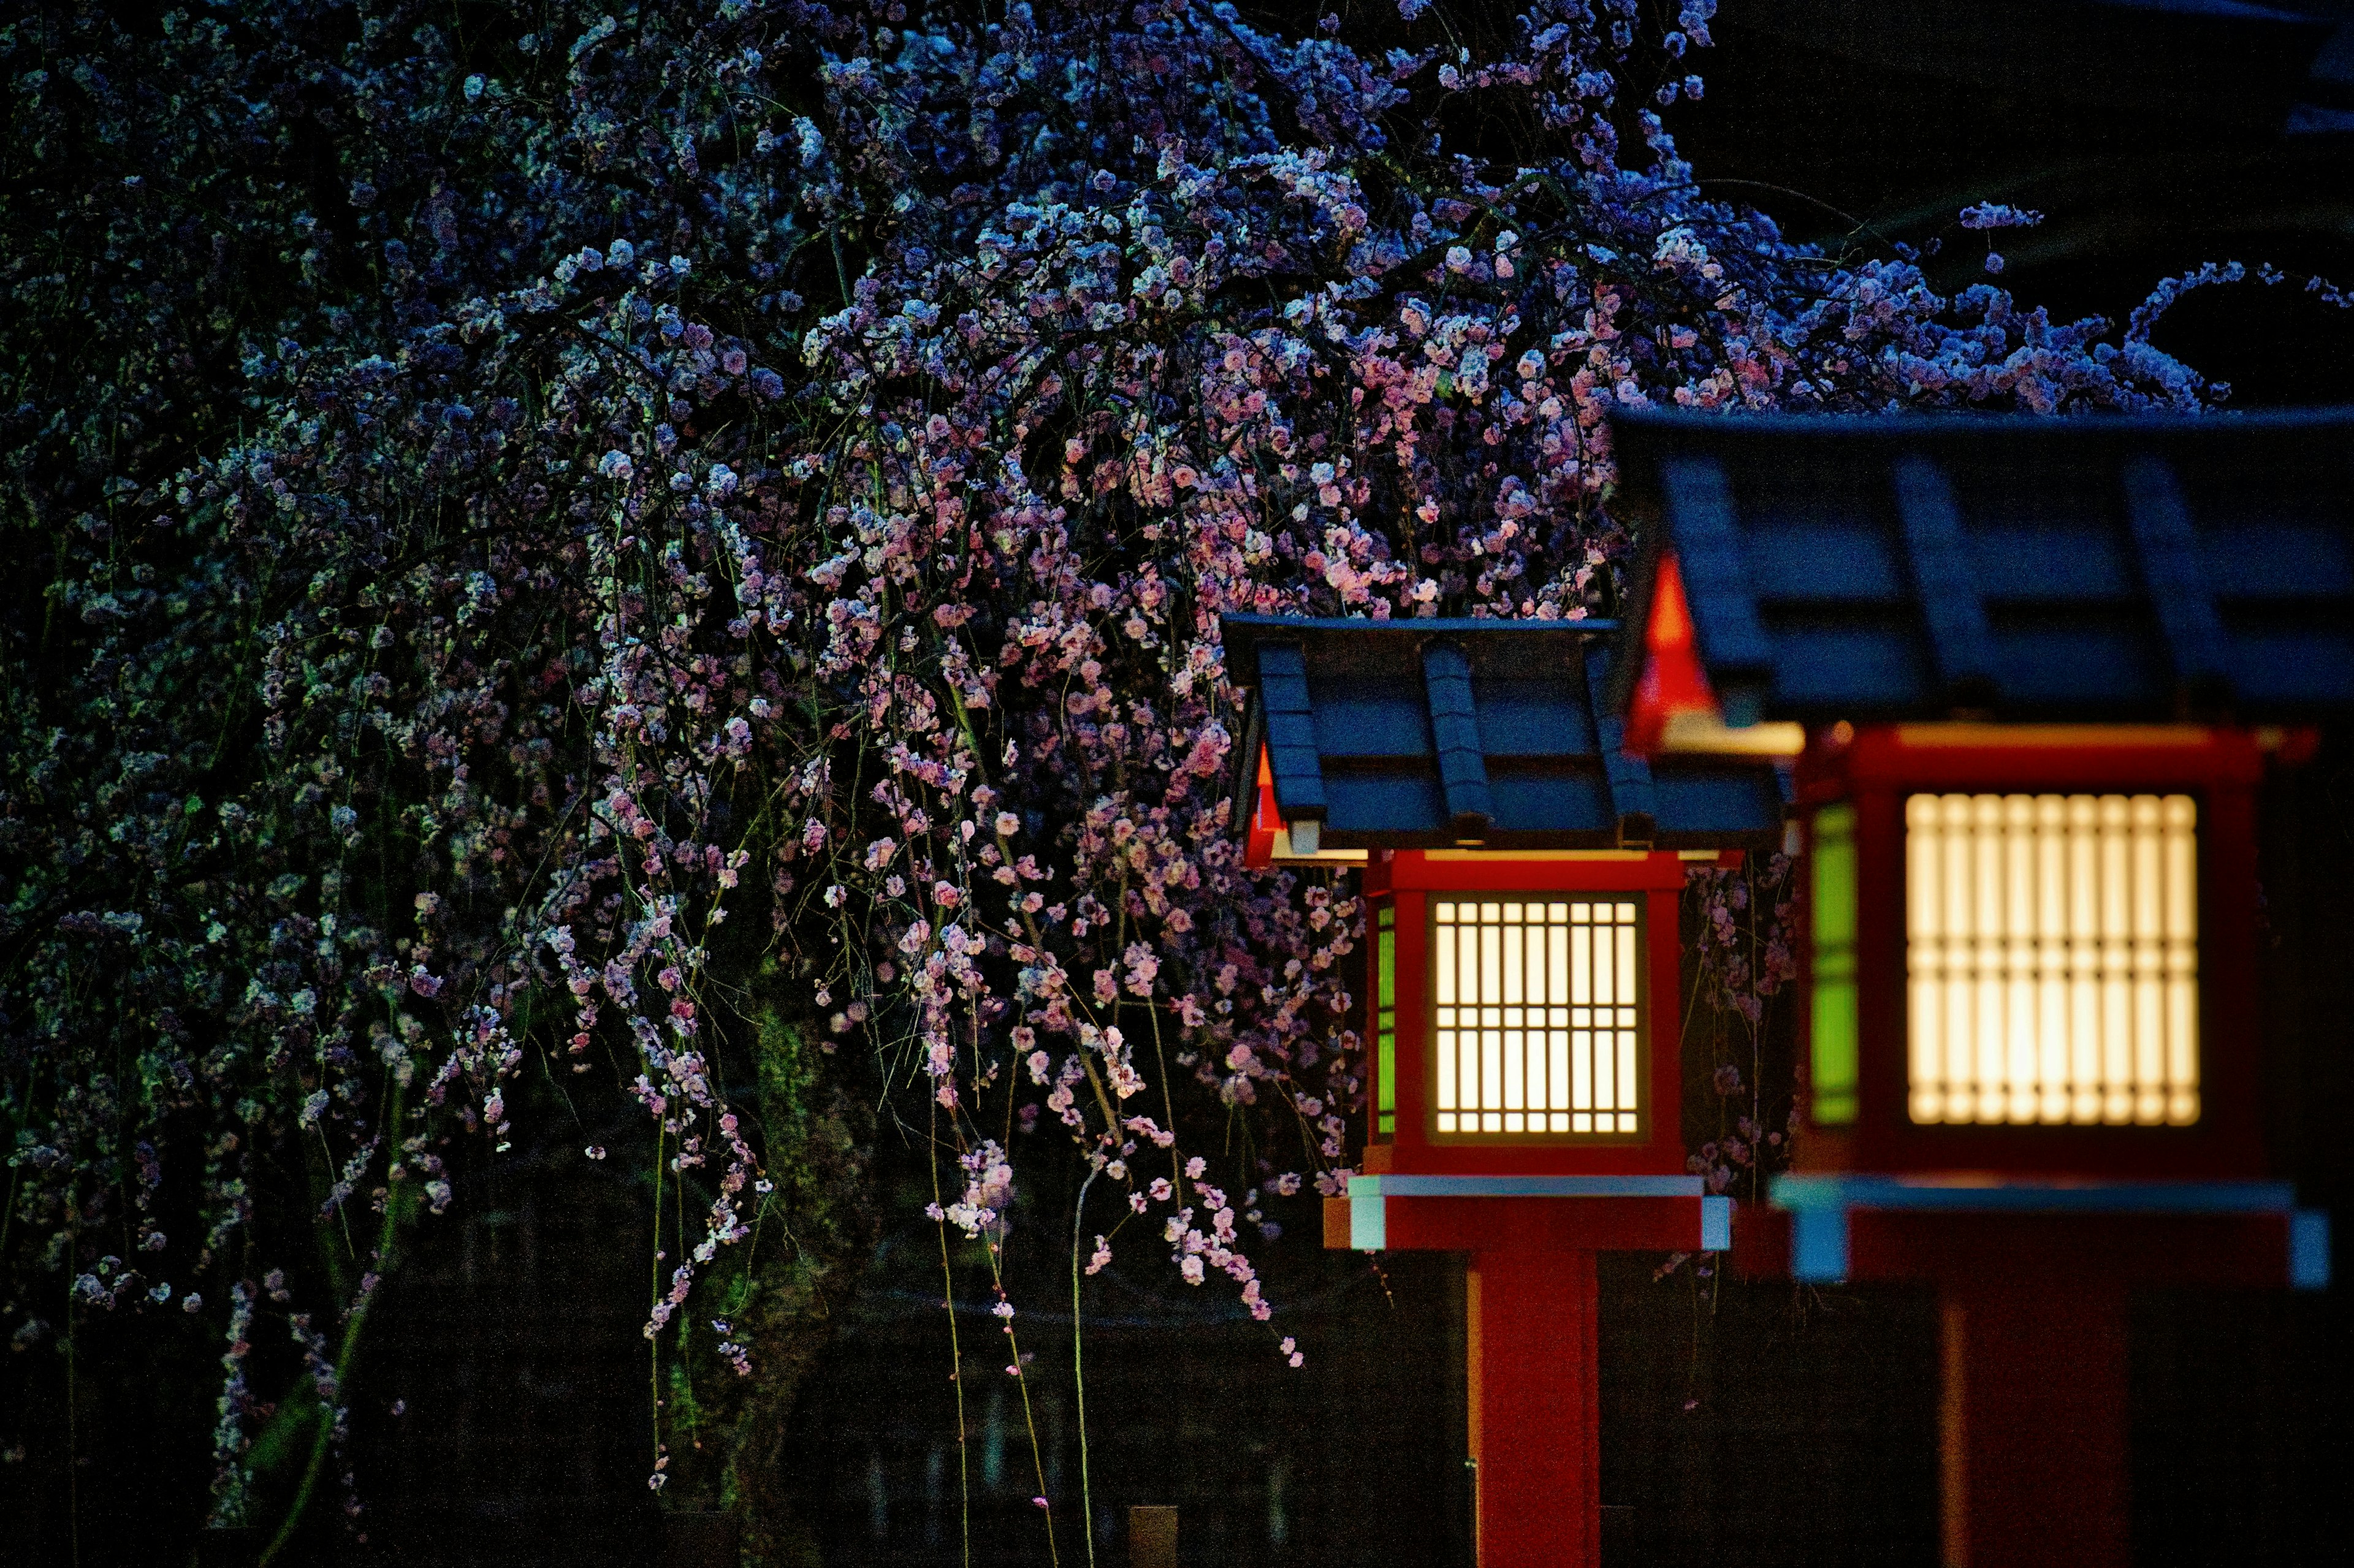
[10,1,2354,1563]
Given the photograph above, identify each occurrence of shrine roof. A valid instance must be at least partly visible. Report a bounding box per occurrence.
[1219,615,1787,851]
[1606,405,2354,726]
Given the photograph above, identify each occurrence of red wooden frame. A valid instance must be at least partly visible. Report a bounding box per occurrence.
[1361,851,1689,1177]
[1793,725,2268,1181]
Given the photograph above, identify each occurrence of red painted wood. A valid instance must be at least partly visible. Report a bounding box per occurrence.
[1772,724,2293,1568]
[1374,853,1690,1176]
[1939,1281,2130,1568]
[1391,888,1430,1163]
[1369,1144,1688,1176]
[1729,1201,1792,1281]
[1469,1248,1601,1568]
[1364,886,1395,1160]
[1730,1212,2290,1563]
[1379,1195,1708,1253]
[1854,782,1908,1165]
[1846,1212,2293,1292]
[1832,1212,2270,1567]
[1840,724,2264,791]
[1796,724,2270,1180]
[1384,850,1691,892]
[1645,884,1683,1172]
[1352,850,1709,1564]
[1728,1207,2290,1290]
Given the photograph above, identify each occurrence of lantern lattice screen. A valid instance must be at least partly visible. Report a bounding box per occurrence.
[1905,793,2200,1127]
[1433,899,1641,1136]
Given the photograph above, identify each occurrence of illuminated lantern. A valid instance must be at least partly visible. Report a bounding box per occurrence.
[1606,406,2346,1568]
[1221,614,1786,1568]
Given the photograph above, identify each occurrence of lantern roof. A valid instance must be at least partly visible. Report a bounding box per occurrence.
[1604,405,2354,746]
[1219,614,1787,851]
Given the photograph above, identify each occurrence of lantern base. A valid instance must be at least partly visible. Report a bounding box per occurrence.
[1743,1178,2330,1568]
[1323,1182,1733,1568]
[1324,1175,1730,1254]
[1756,1174,2327,1290]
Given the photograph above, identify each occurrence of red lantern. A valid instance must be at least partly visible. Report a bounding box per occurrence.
[1224,614,1784,1567]
[1607,405,2345,1568]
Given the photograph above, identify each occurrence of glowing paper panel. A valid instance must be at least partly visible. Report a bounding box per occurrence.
[1433,899,1642,1136]
[1905,793,2199,1127]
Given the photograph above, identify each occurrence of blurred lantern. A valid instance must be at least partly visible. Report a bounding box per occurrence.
[1608,406,2347,1568]
[1222,615,1785,1567]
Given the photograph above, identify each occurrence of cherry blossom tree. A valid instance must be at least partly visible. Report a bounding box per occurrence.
[1,0,2234,1549]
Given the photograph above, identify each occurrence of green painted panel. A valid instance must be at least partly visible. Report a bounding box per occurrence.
[1375,905,1396,1127]
[1811,804,1860,1125]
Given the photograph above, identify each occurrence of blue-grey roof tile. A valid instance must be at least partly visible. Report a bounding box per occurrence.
[1608,405,2354,723]
[1221,615,1784,850]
